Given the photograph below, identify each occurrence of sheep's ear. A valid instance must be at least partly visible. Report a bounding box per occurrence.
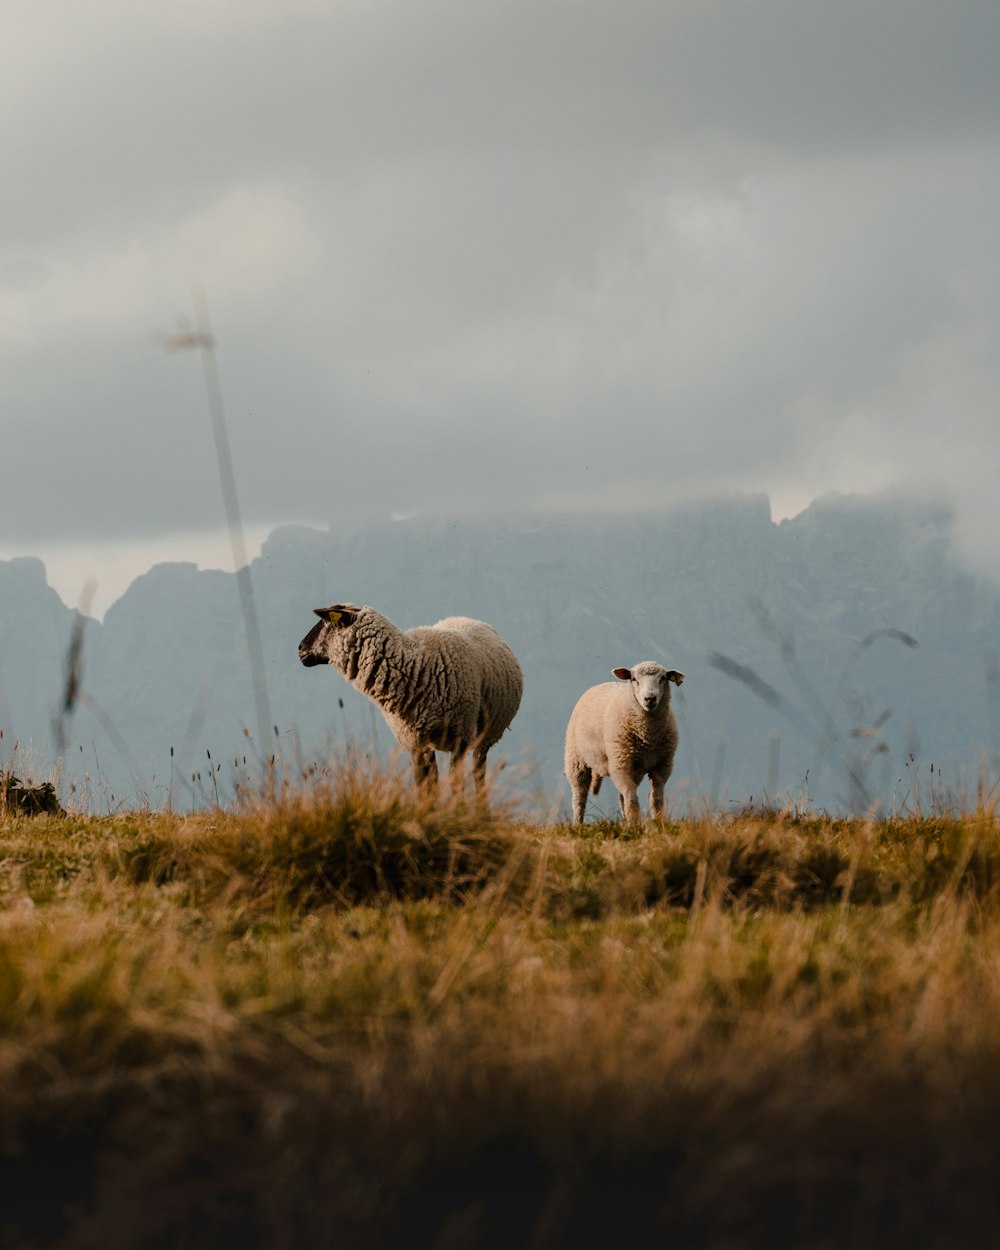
[612,667,632,681]
[666,670,684,686]
[313,606,356,626]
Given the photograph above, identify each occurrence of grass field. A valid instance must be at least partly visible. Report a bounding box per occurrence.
[3,762,1000,1248]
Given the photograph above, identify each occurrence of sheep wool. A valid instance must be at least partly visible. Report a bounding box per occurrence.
[565,661,684,824]
[299,603,523,793]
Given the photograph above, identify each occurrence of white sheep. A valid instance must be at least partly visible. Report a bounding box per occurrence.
[298,603,523,795]
[564,661,684,824]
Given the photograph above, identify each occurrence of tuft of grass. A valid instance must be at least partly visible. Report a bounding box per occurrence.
[114,759,532,913]
[0,767,65,817]
[543,810,1000,919]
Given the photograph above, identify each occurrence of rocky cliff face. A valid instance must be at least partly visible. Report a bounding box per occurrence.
[3,494,998,815]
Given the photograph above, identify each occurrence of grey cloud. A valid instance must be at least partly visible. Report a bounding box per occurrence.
[2,0,1000,570]
[663,0,1000,154]
[6,0,999,254]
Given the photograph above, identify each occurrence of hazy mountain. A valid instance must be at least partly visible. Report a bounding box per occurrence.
[0,557,88,765]
[3,494,999,816]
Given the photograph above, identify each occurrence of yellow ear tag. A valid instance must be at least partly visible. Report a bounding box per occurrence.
[327,610,342,625]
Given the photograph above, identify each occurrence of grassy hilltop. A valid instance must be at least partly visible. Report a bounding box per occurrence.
[3,765,1000,1248]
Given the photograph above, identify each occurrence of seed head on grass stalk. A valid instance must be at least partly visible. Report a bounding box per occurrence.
[710,607,920,815]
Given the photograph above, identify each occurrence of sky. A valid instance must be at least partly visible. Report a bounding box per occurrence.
[3,0,1000,617]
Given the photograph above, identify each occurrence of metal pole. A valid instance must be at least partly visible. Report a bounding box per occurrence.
[190,287,273,756]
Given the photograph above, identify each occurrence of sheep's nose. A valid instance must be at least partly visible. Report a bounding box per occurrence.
[643,695,658,709]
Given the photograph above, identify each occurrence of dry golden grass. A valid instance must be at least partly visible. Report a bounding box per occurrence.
[3,763,1000,1247]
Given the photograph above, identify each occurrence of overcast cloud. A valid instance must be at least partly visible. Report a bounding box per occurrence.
[3,0,1000,610]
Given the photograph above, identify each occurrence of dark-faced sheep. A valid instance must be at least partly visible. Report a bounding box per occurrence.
[299,603,523,795]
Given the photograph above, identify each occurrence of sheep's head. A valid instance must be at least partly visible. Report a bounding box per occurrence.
[298,603,362,672]
[613,661,684,712]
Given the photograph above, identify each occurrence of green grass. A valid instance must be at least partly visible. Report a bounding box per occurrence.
[3,764,1000,1247]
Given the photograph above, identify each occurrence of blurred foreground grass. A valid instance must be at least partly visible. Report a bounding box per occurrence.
[3,764,1000,1248]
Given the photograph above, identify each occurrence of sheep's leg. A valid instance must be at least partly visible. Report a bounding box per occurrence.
[649,775,667,819]
[472,746,489,799]
[569,766,591,824]
[610,771,641,823]
[448,750,467,799]
[621,790,642,822]
[413,747,438,794]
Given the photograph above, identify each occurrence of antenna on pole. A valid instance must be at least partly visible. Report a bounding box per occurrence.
[166,288,273,757]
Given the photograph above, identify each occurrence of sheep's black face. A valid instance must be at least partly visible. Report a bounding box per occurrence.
[298,620,328,667]
[299,604,362,671]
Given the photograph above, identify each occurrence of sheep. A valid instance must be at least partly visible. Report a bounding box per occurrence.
[564,661,684,824]
[298,603,523,795]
